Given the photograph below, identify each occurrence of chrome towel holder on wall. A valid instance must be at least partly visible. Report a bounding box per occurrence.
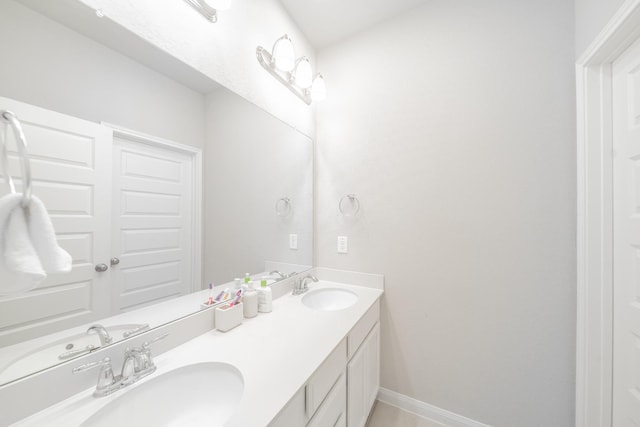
[339,194,360,216]
[1,110,32,208]
[275,197,292,217]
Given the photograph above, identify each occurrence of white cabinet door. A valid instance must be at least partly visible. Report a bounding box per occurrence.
[347,322,380,427]
[0,97,112,346]
[111,135,196,312]
[364,322,380,414]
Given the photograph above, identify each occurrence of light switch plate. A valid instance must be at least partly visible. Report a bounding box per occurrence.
[289,234,298,250]
[337,236,348,254]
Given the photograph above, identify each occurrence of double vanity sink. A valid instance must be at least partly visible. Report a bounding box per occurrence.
[11,277,383,427]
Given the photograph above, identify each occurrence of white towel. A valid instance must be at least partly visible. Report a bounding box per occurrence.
[0,193,72,295]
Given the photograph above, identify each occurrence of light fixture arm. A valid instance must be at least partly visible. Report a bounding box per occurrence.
[183,0,218,22]
[256,46,312,105]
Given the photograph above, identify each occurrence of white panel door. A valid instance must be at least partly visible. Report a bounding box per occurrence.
[111,136,194,312]
[613,36,640,426]
[0,97,112,346]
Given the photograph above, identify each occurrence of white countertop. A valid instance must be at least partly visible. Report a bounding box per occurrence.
[13,280,383,427]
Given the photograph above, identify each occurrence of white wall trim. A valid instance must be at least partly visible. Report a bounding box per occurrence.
[575,2,640,427]
[377,388,491,427]
[101,122,204,292]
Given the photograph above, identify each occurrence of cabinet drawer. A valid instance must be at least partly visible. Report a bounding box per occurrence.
[306,338,347,419]
[348,300,379,359]
[307,373,346,427]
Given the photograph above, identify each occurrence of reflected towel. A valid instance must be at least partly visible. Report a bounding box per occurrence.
[0,193,72,295]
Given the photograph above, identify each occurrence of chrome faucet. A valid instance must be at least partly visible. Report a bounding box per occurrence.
[72,357,121,397]
[121,333,166,383]
[270,270,286,279]
[270,270,297,280]
[73,333,168,397]
[292,275,318,295]
[300,275,318,293]
[87,324,113,346]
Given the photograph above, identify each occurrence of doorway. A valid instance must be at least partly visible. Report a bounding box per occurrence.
[576,3,640,426]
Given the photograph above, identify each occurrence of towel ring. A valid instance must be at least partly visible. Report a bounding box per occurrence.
[339,194,360,216]
[1,110,32,208]
[275,197,291,216]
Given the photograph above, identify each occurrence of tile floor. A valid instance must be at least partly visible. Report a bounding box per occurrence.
[365,401,447,427]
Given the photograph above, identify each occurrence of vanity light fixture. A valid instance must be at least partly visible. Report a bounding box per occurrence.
[256,34,326,105]
[183,0,231,23]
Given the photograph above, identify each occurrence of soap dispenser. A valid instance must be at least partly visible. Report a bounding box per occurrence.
[257,276,272,313]
[243,281,258,318]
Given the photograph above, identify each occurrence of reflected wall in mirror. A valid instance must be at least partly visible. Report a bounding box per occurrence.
[0,0,313,386]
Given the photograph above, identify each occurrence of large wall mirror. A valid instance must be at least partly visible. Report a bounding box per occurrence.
[0,0,313,386]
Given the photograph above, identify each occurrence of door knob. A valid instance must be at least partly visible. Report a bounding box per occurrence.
[110,257,120,266]
[95,264,108,272]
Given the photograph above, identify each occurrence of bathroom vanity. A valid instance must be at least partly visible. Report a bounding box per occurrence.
[8,273,383,427]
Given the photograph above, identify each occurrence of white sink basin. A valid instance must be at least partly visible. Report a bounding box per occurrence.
[82,362,243,427]
[302,288,358,311]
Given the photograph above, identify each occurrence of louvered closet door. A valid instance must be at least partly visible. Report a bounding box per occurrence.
[0,97,112,346]
[613,36,640,426]
[111,135,195,313]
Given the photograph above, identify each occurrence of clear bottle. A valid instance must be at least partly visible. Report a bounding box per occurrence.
[243,281,258,318]
[257,276,272,313]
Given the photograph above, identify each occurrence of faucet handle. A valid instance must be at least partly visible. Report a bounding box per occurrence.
[72,356,112,373]
[142,333,169,350]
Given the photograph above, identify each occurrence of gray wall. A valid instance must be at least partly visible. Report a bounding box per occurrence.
[316,0,576,425]
[204,88,313,285]
[575,0,626,57]
[0,0,205,148]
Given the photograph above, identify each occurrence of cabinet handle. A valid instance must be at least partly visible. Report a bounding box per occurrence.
[110,257,120,266]
[94,263,108,273]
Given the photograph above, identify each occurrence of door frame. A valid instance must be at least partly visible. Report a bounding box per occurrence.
[576,1,640,426]
[103,122,203,294]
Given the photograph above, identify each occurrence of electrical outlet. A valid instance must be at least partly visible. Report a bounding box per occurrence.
[337,236,348,254]
[289,234,298,250]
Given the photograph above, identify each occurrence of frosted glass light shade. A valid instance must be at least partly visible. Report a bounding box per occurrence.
[273,35,296,72]
[204,0,231,10]
[295,58,313,89]
[311,74,326,101]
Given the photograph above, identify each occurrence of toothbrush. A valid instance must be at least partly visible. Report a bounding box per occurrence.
[229,289,243,307]
[215,287,229,302]
[207,283,214,305]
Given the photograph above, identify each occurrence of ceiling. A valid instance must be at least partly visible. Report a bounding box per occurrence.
[278,0,431,49]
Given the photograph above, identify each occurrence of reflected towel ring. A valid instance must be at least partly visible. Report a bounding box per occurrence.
[275,197,292,216]
[1,110,32,207]
[339,194,360,216]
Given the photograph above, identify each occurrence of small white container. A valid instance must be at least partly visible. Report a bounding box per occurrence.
[215,302,243,332]
[243,282,258,318]
[257,277,272,313]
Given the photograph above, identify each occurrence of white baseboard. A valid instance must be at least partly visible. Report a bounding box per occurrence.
[377,388,491,427]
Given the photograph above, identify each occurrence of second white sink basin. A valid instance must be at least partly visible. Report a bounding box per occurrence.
[302,288,358,311]
[81,362,243,427]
